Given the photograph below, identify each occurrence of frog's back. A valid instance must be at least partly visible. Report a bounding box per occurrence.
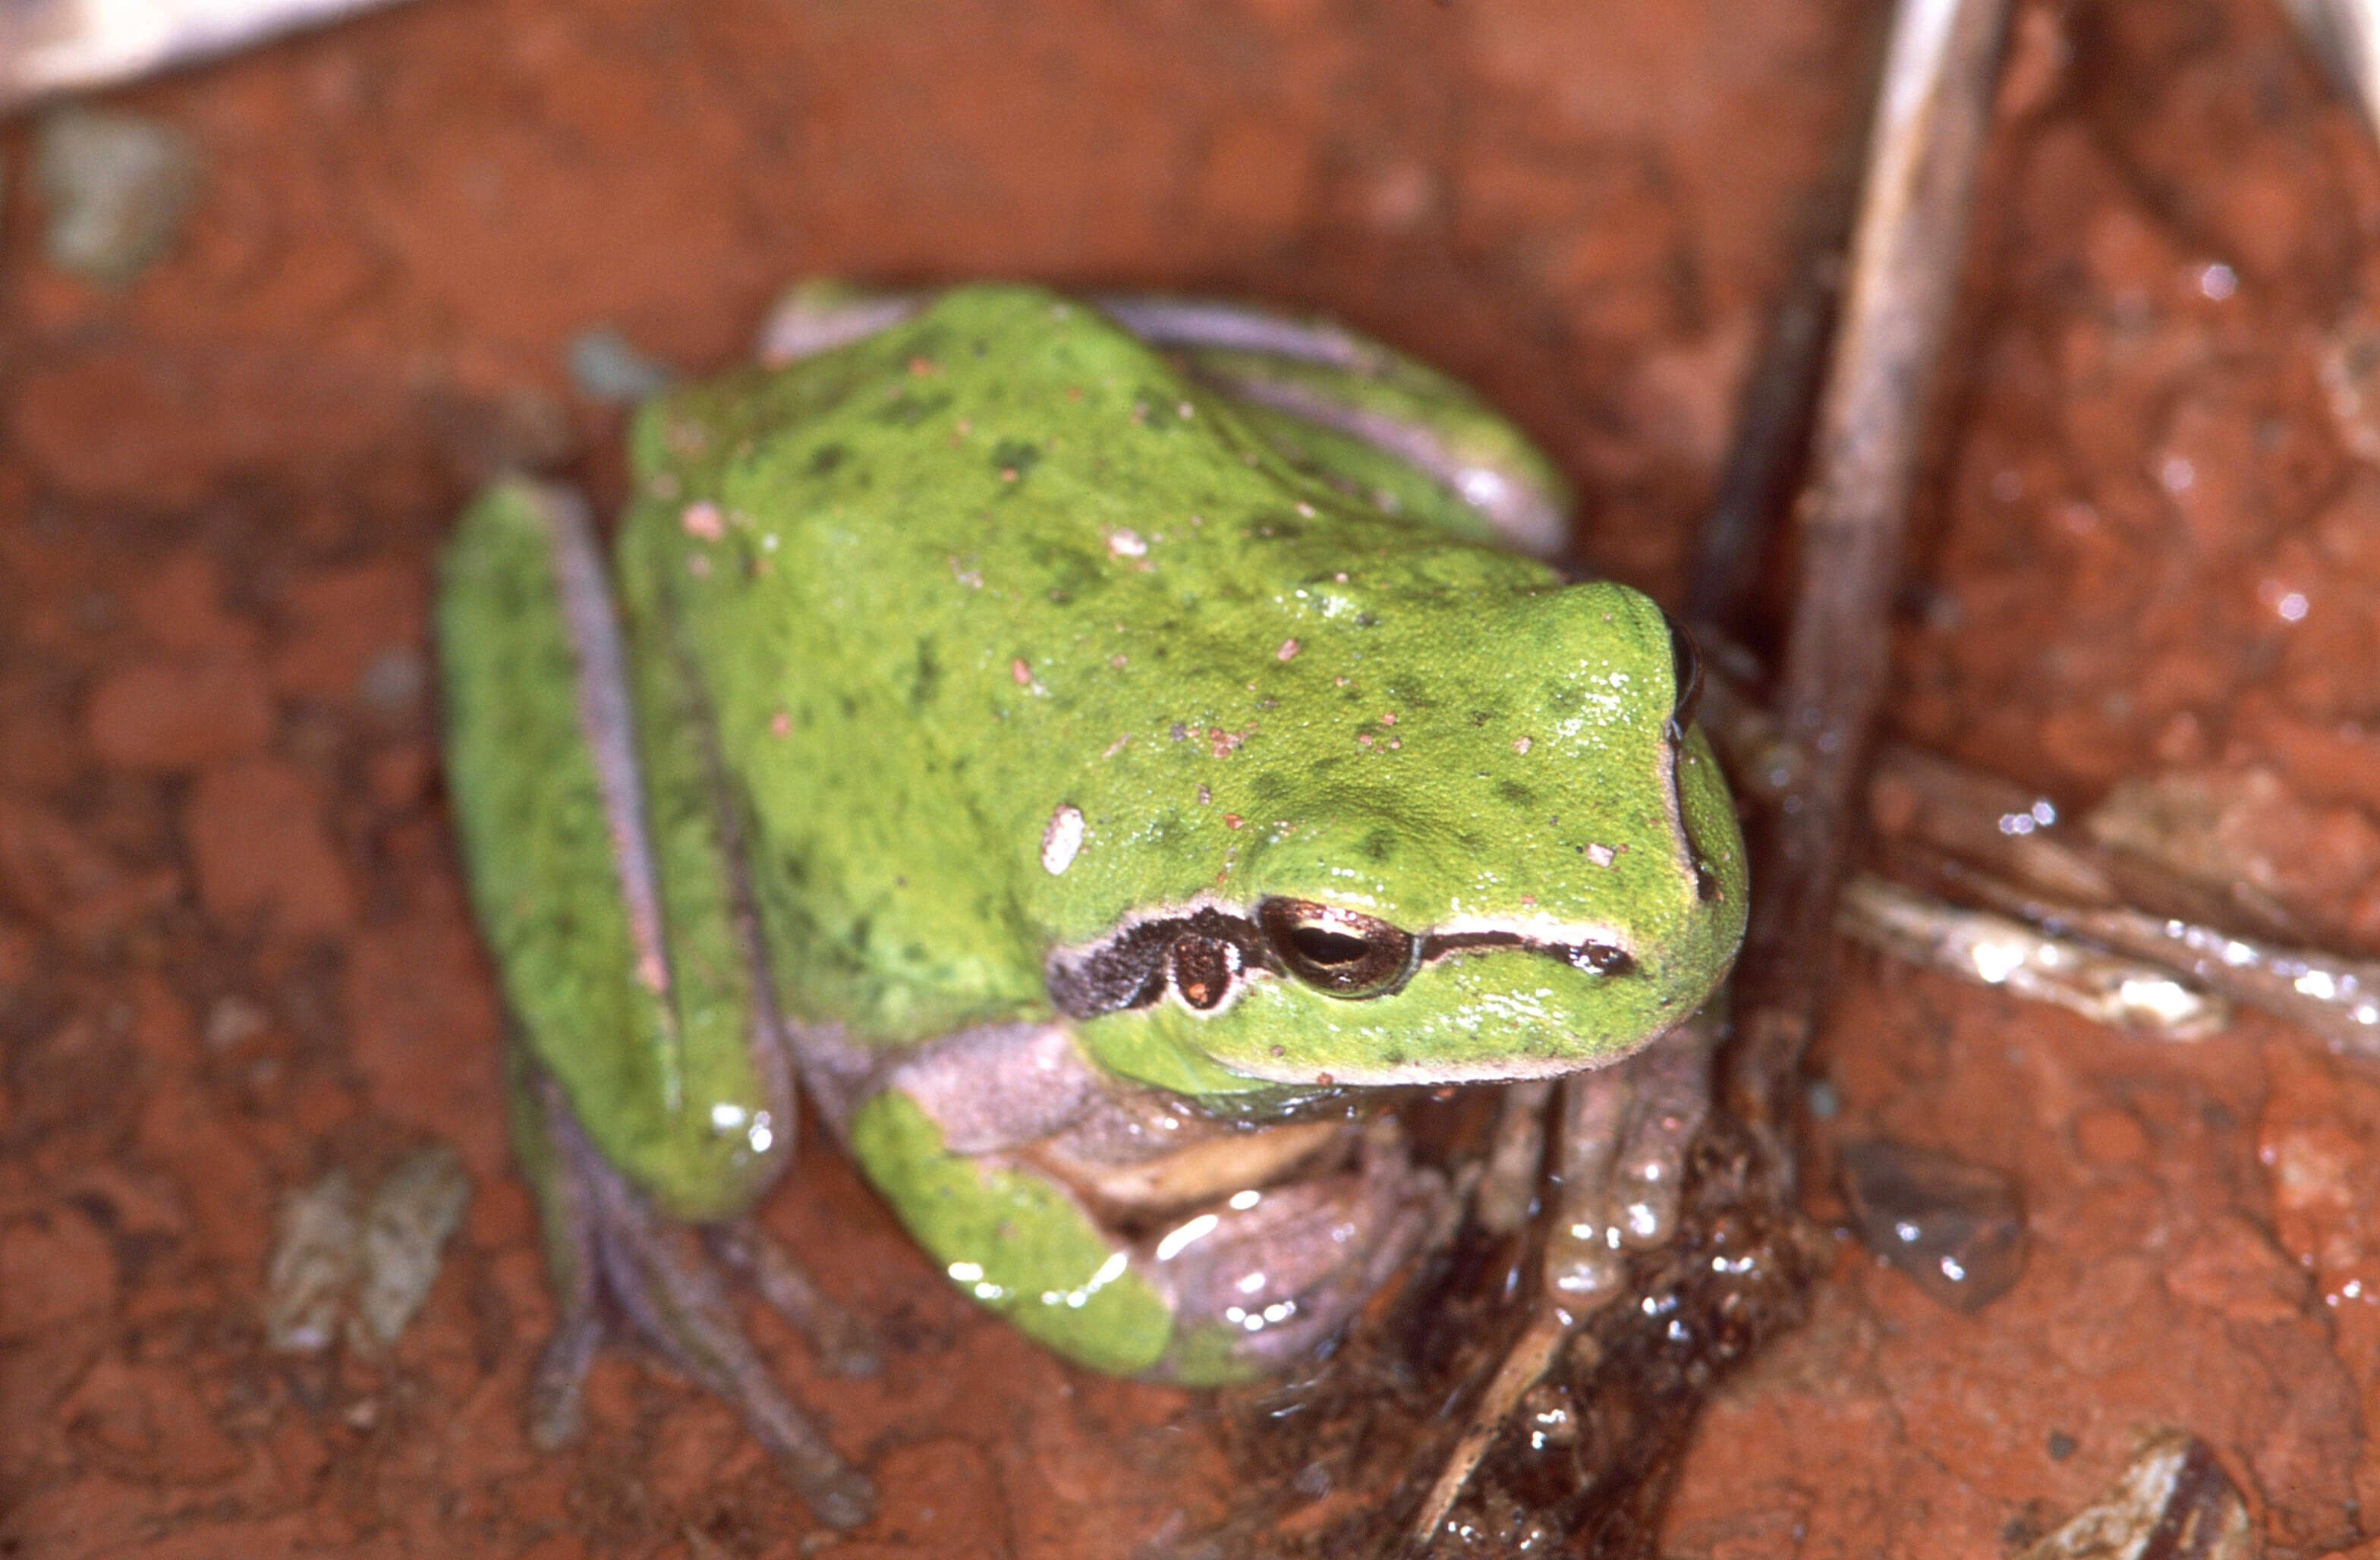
[616,285,1579,1045]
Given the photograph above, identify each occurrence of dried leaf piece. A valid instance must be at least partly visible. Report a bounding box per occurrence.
[354,1145,472,1350]
[263,1169,359,1354]
[35,108,200,285]
[2017,1431,2253,1560]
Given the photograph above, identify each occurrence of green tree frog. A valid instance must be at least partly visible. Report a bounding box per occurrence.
[436,283,1747,1526]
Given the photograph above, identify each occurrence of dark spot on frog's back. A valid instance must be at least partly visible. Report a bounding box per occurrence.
[874,389,952,428]
[807,443,848,477]
[1361,828,1396,863]
[1496,780,1535,808]
[990,440,1041,486]
[1132,385,1190,432]
[910,637,942,708]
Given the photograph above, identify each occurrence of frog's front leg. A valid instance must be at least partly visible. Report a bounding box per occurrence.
[1541,1011,1715,1307]
[441,480,875,1527]
[802,1020,1450,1382]
[1406,1012,1720,1544]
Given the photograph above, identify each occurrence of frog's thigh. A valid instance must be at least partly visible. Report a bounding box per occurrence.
[851,1088,1181,1376]
[848,1027,1446,1384]
[1097,294,1574,558]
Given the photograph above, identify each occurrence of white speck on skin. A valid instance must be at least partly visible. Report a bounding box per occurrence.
[1041,805,1086,875]
[1513,737,1532,754]
[681,501,725,540]
[1277,638,1300,661]
[1586,843,1617,867]
[1108,529,1148,558]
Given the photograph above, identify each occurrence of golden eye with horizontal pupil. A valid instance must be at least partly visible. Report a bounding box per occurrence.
[1258,898,1418,998]
[1168,934,1241,1011]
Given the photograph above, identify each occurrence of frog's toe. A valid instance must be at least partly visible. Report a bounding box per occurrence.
[707,1221,883,1379]
[526,1306,603,1451]
[1151,1117,1450,1378]
[529,1076,877,1530]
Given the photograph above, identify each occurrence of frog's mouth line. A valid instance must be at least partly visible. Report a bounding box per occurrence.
[1046,896,1635,1022]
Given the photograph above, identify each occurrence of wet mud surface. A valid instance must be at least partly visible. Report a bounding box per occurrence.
[5,0,2380,1554]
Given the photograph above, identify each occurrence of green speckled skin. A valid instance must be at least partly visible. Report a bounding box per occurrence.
[622,285,1743,1085]
[440,283,1747,1382]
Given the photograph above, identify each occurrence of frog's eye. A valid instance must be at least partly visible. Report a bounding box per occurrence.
[1663,611,1705,744]
[1258,898,1417,999]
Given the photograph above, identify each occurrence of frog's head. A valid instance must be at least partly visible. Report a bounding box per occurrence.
[1048,583,1747,1098]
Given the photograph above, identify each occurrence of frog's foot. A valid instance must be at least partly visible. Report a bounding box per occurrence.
[1148,1115,1452,1376]
[524,1074,877,1530]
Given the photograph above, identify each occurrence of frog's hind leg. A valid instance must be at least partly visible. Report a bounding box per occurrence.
[443,477,876,1527]
[741,281,1576,558]
[512,1049,877,1527]
[1095,294,1576,560]
[1405,1009,1719,1545]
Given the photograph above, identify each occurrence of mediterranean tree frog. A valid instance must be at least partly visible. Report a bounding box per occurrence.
[436,284,1746,1525]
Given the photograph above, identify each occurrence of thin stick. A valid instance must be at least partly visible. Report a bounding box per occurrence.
[1724,0,2014,1146]
[0,0,414,110]
[2281,0,2380,145]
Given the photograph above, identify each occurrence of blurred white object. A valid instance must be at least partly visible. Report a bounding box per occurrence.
[0,0,411,109]
[2286,0,2380,143]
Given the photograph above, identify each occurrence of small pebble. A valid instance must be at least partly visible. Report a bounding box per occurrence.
[1839,1137,2027,1313]
[37,107,200,285]
[354,1146,471,1350]
[264,1171,360,1355]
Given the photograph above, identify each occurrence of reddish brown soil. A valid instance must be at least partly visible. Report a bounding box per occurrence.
[4,0,2380,1555]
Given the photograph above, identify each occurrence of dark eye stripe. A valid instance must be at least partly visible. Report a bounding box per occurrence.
[1047,907,1274,1018]
[1418,929,1635,977]
[1047,904,1638,1019]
